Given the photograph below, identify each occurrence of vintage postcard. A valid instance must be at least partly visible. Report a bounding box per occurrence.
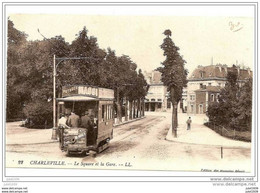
[2,2,258,191]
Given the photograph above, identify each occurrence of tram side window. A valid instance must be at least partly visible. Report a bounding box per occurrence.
[102,105,105,122]
[106,105,108,120]
[102,104,113,122]
[110,105,113,119]
[107,105,110,120]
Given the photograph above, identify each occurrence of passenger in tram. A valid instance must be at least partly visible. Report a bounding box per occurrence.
[67,111,80,128]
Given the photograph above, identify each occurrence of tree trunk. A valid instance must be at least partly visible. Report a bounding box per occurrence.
[119,98,123,123]
[138,98,141,118]
[174,101,178,128]
[133,100,136,119]
[142,98,145,117]
[137,99,139,118]
[125,97,128,122]
[116,88,122,123]
[170,88,177,138]
[129,100,133,120]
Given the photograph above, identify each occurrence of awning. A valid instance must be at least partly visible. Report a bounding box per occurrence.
[56,96,98,102]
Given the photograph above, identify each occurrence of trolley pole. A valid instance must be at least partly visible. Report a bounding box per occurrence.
[50,55,98,140]
[51,55,57,140]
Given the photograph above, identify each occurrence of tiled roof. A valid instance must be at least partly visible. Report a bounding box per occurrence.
[195,86,221,92]
[189,65,252,80]
[144,70,162,84]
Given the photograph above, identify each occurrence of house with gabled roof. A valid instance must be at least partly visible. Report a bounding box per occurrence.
[187,64,252,114]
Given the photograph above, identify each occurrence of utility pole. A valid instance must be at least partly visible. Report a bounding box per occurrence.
[51,55,57,140]
[51,55,99,140]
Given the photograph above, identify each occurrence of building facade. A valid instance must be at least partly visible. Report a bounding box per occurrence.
[143,70,188,112]
[143,71,171,112]
[187,64,252,114]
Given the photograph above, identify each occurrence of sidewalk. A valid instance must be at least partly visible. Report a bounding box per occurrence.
[6,116,146,145]
[166,115,251,149]
[6,122,56,145]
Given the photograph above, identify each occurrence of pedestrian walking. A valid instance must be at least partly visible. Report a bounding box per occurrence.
[186,117,192,130]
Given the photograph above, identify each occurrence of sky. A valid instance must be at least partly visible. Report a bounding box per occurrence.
[8,6,254,76]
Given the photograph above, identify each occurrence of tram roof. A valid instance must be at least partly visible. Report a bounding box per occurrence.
[57,96,99,102]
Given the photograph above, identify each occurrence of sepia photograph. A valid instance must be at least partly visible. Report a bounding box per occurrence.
[1,2,258,192]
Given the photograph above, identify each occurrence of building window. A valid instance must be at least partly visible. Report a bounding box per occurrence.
[216,94,220,102]
[200,72,203,78]
[151,99,155,102]
[157,99,162,102]
[200,83,203,88]
[190,95,195,101]
[191,104,194,113]
[218,83,221,87]
[158,103,162,108]
[199,104,203,114]
[211,94,214,102]
[208,83,211,86]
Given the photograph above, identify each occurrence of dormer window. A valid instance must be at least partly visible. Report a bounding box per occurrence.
[200,72,204,78]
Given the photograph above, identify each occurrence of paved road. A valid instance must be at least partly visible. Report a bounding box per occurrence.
[5,113,251,172]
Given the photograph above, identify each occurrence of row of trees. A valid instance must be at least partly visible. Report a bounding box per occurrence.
[207,69,252,131]
[7,19,148,127]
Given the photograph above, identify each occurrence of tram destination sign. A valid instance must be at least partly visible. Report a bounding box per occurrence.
[62,85,114,99]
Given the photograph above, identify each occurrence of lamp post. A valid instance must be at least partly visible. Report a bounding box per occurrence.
[51,55,57,140]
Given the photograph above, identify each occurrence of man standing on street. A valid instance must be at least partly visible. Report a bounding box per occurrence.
[67,111,80,128]
[186,117,192,130]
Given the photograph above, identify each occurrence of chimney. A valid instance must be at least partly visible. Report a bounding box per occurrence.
[223,64,228,73]
[247,67,251,76]
[216,63,222,72]
[237,66,240,75]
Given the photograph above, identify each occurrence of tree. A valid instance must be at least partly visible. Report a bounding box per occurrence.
[216,69,239,125]
[7,19,28,120]
[232,78,252,131]
[158,29,187,137]
[69,27,107,86]
[20,36,70,127]
[207,69,252,131]
[6,22,147,127]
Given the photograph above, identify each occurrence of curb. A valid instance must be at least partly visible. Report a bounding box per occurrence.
[113,116,146,127]
[6,141,59,146]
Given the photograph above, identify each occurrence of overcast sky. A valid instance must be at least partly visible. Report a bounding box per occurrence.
[9,12,254,75]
